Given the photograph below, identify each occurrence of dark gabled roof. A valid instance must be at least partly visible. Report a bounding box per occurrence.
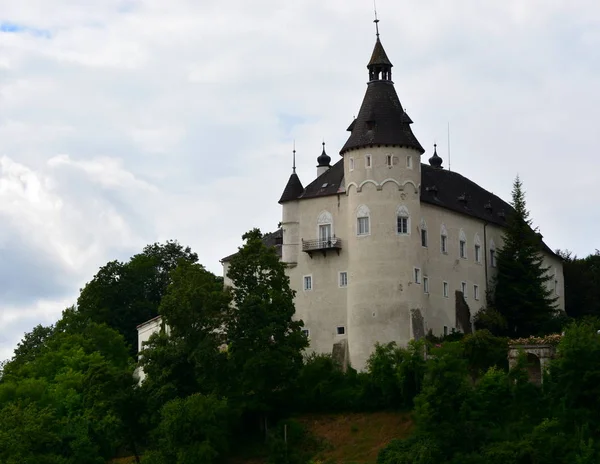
[368,38,392,67]
[421,164,557,257]
[420,163,512,228]
[298,159,345,200]
[340,81,425,155]
[279,173,304,204]
[220,229,283,263]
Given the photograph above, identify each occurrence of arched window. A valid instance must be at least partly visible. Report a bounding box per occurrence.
[420,219,428,247]
[490,239,497,267]
[317,210,333,242]
[396,205,410,235]
[459,229,467,259]
[440,224,448,254]
[474,233,482,263]
[356,205,370,236]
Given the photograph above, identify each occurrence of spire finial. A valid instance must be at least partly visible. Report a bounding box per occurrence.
[374,0,380,38]
[292,141,296,174]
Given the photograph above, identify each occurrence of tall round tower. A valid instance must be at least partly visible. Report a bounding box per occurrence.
[341,25,426,370]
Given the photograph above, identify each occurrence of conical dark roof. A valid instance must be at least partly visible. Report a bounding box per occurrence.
[368,38,392,67]
[341,37,424,155]
[340,81,424,154]
[278,172,304,203]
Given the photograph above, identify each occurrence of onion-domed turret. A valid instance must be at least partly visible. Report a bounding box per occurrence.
[316,142,331,177]
[428,143,443,169]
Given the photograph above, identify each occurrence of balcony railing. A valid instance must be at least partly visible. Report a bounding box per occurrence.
[302,237,342,257]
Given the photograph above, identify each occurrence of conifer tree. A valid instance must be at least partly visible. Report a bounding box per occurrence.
[490,176,558,337]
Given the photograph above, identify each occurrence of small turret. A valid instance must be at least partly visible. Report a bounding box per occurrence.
[279,147,304,204]
[316,142,331,177]
[428,143,443,169]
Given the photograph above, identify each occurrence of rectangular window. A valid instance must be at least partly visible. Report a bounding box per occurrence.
[490,249,496,267]
[444,326,448,336]
[406,155,413,169]
[303,275,312,291]
[441,235,447,253]
[414,268,421,284]
[474,284,480,300]
[421,229,428,247]
[475,244,481,263]
[460,240,466,259]
[397,216,408,234]
[386,154,392,166]
[319,224,332,241]
[423,276,429,293]
[443,281,449,298]
[461,281,467,298]
[357,217,370,235]
[365,154,372,168]
[302,328,310,338]
[337,326,346,335]
[339,271,348,288]
[349,157,355,171]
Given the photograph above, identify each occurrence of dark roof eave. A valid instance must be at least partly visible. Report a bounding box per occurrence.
[340,142,425,156]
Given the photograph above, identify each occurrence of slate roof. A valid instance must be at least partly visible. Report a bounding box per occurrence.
[298,159,345,200]
[368,38,392,67]
[340,37,424,155]
[220,229,283,263]
[420,164,511,228]
[279,173,304,204]
[340,80,424,155]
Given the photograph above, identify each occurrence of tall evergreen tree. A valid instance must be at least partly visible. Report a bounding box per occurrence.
[490,176,558,337]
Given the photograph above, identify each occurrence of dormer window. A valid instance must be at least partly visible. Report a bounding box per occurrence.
[365,154,372,168]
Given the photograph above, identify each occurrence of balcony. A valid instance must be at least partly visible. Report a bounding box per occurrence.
[302,237,342,258]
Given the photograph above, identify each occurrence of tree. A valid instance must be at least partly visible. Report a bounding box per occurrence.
[490,177,558,337]
[142,394,234,464]
[557,250,600,319]
[225,229,308,429]
[76,241,198,353]
[139,262,231,428]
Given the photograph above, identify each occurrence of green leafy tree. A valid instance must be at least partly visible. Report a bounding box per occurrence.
[139,262,230,428]
[225,229,308,429]
[0,309,136,463]
[77,240,198,352]
[558,250,600,319]
[489,176,558,337]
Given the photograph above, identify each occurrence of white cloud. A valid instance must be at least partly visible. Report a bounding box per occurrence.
[1,0,600,359]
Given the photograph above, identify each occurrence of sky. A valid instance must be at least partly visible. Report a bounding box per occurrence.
[1,0,599,361]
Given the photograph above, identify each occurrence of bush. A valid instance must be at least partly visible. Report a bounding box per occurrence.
[145,393,234,464]
[295,354,361,412]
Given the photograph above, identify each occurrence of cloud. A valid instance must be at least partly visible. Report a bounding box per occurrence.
[1,0,600,360]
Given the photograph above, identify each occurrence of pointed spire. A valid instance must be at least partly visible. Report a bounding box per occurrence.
[317,140,331,167]
[340,19,424,155]
[367,14,392,81]
[292,141,296,173]
[374,0,380,38]
[428,143,444,169]
[279,144,304,203]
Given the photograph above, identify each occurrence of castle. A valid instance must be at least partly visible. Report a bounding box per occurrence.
[137,22,564,373]
[220,25,564,371]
